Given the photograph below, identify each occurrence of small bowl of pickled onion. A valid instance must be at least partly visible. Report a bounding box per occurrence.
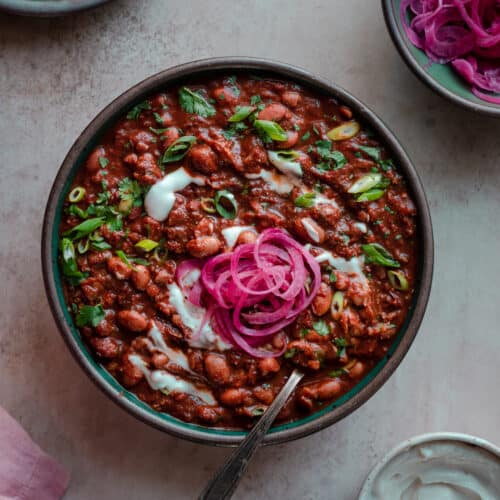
[382,0,500,117]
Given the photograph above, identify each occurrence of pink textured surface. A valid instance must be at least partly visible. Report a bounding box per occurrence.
[0,408,69,500]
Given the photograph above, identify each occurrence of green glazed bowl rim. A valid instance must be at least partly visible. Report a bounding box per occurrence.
[0,0,110,16]
[382,0,500,118]
[41,57,434,446]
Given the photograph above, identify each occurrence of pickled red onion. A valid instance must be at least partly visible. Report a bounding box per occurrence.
[401,0,500,103]
[174,228,321,358]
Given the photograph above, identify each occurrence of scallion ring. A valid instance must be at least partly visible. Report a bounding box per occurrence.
[77,239,89,254]
[68,186,86,203]
[387,270,409,291]
[201,197,216,214]
[88,230,103,242]
[331,291,344,320]
[152,246,168,263]
[214,190,238,219]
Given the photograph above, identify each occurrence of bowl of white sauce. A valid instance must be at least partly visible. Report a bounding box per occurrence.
[359,432,500,500]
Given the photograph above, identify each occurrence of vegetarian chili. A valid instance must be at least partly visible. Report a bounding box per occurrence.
[59,74,418,429]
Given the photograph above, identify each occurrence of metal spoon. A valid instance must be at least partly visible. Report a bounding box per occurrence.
[198,369,304,500]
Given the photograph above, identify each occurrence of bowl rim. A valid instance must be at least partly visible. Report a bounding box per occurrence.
[381,0,500,118]
[0,0,110,16]
[358,431,500,498]
[41,56,434,446]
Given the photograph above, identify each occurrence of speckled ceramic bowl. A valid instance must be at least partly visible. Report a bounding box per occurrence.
[359,432,500,499]
[0,0,110,16]
[382,0,500,117]
[42,57,434,446]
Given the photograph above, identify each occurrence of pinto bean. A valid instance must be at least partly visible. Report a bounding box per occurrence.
[107,256,132,280]
[339,105,353,120]
[258,358,280,377]
[188,144,218,175]
[258,103,288,121]
[311,282,333,316]
[316,379,342,400]
[117,310,148,332]
[123,153,138,165]
[204,354,231,385]
[220,388,249,407]
[293,217,326,244]
[276,130,299,149]
[152,352,168,369]
[90,337,120,359]
[348,361,365,379]
[122,354,144,387]
[212,86,238,105]
[186,236,221,258]
[281,91,301,108]
[161,126,180,147]
[86,146,105,173]
[236,230,257,245]
[131,265,151,290]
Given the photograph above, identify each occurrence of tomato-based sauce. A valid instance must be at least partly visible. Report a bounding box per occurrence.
[59,74,418,429]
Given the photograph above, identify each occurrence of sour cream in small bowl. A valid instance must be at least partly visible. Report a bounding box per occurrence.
[359,432,500,500]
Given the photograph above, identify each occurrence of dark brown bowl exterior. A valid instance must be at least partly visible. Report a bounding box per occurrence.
[42,57,434,446]
[0,0,111,17]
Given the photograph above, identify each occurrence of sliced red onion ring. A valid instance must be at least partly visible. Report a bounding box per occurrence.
[401,0,500,103]
[175,228,321,358]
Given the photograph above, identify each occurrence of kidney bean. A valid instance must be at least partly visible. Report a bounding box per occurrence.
[276,130,298,149]
[294,217,326,244]
[311,282,333,316]
[281,91,301,108]
[188,144,218,175]
[122,354,144,387]
[186,236,221,258]
[152,352,169,369]
[161,126,180,147]
[220,388,250,407]
[258,103,288,121]
[253,386,274,404]
[81,277,105,301]
[212,86,238,105]
[348,361,365,379]
[258,358,280,377]
[131,265,151,290]
[316,379,342,400]
[204,354,231,385]
[90,337,120,358]
[236,230,257,245]
[107,256,132,280]
[117,310,148,332]
[86,146,105,173]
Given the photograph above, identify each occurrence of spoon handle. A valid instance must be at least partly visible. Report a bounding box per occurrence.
[198,369,304,500]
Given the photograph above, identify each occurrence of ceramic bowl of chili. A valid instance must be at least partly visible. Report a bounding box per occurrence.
[382,0,500,117]
[42,57,434,446]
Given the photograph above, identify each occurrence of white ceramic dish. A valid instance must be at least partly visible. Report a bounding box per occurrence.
[359,432,500,499]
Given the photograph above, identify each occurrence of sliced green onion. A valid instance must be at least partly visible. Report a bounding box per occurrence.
[268,150,302,176]
[60,238,88,285]
[64,217,105,241]
[327,121,360,141]
[135,239,159,252]
[201,197,216,214]
[294,192,316,208]
[356,188,385,202]
[331,291,344,320]
[160,135,196,164]
[116,250,136,270]
[77,239,89,254]
[362,243,400,268]
[348,173,382,194]
[254,119,288,142]
[152,246,168,263]
[215,190,238,219]
[91,240,112,251]
[68,187,86,203]
[88,231,103,242]
[387,270,409,291]
[228,106,255,123]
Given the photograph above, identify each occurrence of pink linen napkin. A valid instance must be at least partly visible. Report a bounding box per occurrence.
[0,407,69,500]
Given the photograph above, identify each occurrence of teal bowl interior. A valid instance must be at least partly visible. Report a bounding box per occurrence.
[383,0,500,117]
[42,58,434,446]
